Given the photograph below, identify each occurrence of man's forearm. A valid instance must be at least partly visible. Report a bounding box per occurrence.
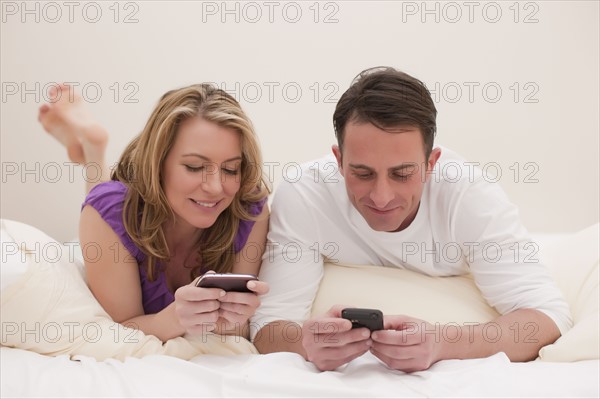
[439,308,561,362]
[253,320,307,357]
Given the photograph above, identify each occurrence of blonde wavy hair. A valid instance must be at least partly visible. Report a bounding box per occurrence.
[112,84,270,281]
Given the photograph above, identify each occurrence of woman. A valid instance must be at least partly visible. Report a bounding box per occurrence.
[38,83,270,342]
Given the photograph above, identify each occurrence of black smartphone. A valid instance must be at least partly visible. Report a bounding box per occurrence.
[195,273,258,292]
[341,308,384,331]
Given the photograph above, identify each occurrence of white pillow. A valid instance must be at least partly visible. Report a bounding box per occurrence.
[0,219,257,360]
[0,220,31,291]
[312,223,600,362]
[537,223,599,361]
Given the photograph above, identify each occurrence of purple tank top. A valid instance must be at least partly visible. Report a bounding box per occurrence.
[81,180,266,314]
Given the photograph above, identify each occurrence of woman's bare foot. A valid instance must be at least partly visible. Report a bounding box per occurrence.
[38,84,108,165]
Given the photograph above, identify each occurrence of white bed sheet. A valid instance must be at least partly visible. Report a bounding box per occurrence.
[2,347,598,398]
[2,221,599,398]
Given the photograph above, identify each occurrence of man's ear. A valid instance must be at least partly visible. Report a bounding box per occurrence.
[332,145,344,177]
[424,147,442,182]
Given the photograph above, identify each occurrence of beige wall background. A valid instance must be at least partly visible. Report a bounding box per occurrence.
[1,1,598,242]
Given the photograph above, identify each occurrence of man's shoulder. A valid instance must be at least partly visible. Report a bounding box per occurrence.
[425,146,515,223]
[426,146,489,195]
[276,153,342,192]
[298,153,339,175]
[423,146,503,218]
[270,153,345,211]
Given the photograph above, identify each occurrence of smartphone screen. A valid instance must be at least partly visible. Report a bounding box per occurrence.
[195,273,258,292]
[341,308,384,331]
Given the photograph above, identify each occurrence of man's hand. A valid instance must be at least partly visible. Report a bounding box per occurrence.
[371,309,562,371]
[302,305,372,371]
[370,315,443,372]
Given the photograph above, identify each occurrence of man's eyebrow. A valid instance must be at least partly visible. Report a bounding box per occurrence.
[348,163,372,170]
[182,153,242,162]
[349,163,417,171]
[389,163,418,172]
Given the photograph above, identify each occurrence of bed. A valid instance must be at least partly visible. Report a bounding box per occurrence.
[1,218,598,398]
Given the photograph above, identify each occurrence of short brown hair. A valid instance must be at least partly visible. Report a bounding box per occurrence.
[333,67,437,159]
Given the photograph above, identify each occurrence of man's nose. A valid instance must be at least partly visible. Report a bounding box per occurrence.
[369,177,394,208]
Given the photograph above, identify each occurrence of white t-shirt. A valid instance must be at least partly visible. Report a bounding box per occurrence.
[251,148,572,339]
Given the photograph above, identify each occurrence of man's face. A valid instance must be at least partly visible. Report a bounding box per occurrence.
[333,122,440,232]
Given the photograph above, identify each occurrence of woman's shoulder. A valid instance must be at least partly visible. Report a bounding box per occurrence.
[81,180,128,211]
[84,180,127,199]
[244,196,268,217]
[81,180,145,263]
[80,180,130,241]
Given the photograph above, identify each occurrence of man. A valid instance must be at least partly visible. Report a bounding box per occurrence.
[251,67,571,372]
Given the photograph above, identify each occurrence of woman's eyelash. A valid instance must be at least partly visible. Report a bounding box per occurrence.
[185,165,239,175]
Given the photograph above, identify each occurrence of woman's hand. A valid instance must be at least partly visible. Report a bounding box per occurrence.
[215,280,270,335]
[173,282,226,335]
[174,278,269,336]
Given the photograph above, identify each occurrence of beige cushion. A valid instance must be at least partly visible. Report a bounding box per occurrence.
[312,263,499,325]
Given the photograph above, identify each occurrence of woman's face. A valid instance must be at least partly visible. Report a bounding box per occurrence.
[162,116,242,232]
